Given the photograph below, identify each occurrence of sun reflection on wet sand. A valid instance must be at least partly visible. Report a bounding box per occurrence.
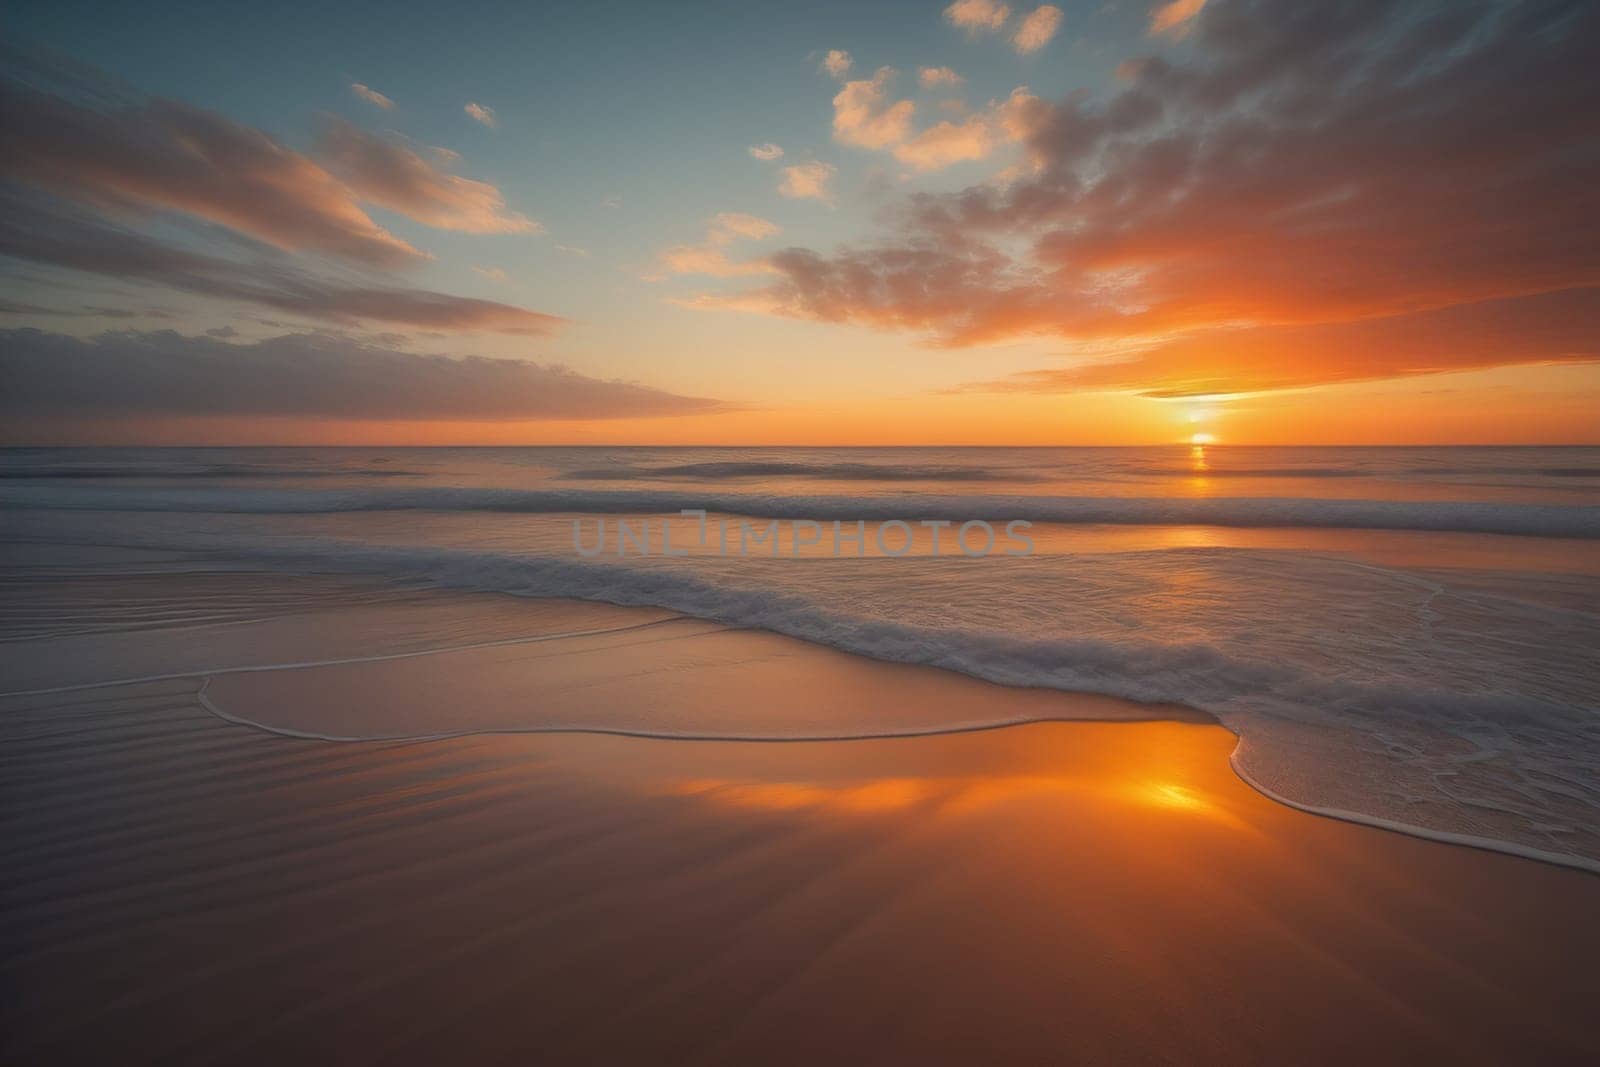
[1139,781,1208,812]
[666,777,934,812]
[647,722,1250,832]
[660,770,1242,829]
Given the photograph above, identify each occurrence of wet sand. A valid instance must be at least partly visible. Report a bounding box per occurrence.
[3,589,1597,1065]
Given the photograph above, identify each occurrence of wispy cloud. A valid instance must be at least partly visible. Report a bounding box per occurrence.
[349,83,394,109]
[318,117,538,234]
[955,290,1600,397]
[0,67,423,268]
[711,213,780,240]
[919,67,965,90]
[463,101,497,127]
[654,213,780,278]
[748,142,785,161]
[472,266,509,283]
[0,299,173,320]
[0,190,566,334]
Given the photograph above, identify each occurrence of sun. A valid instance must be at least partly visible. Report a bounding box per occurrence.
[1190,432,1217,445]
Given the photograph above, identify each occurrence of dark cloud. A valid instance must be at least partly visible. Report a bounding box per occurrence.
[0,328,725,420]
[0,298,174,320]
[732,0,1600,390]
[0,190,566,334]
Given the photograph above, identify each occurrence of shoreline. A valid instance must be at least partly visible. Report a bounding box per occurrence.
[4,576,1596,877]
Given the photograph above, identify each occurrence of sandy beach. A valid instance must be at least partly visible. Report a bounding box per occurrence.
[4,581,1596,1066]
[6,0,1600,1059]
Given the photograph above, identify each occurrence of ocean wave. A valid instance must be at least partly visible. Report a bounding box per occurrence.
[5,483,1597,538]
[561,460,1028,481]
[0,464,421,480]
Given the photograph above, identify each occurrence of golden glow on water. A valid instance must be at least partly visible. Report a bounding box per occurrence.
[1182,442,1214,493]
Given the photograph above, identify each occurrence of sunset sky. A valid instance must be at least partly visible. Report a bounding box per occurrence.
[2,0,1596,445]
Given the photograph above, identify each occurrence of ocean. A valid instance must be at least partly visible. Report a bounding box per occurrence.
[2,444,1597,869]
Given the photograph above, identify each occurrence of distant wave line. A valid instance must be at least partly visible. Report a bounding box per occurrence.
[4,485,1596,538]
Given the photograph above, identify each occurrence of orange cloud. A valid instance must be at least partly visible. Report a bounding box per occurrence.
[349,83,394,109]
[0,75,423,268]
[832,67,916,149]
[463,101,496,127]
[655,213,781,278]
[1149,0,1206,36]
[712,213,780,240]
[0,189,566,334]
[722,0,1600,391]
[893,116,995,171]
[922,87,1042,172]
[1013,5,1063,54]
[959,290,1600,396]
[778,161,837,201]
[0,56,570,335]
[945,0,1011,34]
[919,66,965,90]
[318,118,538,234]
[822,49,853,79]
